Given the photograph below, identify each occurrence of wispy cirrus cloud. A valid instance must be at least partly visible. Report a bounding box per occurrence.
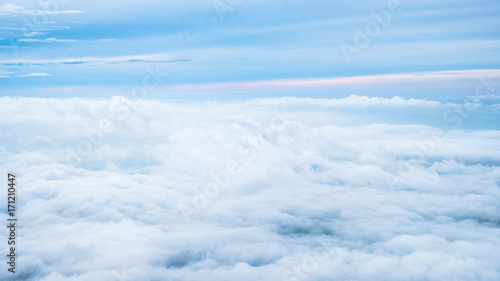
[0,26,69,39]
[0,3,83,16]
[18,38,77,43]
[16,38,116,43]
[1,54,189,67]
[160,69,500,92]
[0,71,12,78]
[17,72,52,77]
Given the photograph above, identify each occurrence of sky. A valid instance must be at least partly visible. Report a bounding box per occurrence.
[0,0,499,99]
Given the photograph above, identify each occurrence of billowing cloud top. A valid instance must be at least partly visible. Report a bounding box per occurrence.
[0,97,499,280]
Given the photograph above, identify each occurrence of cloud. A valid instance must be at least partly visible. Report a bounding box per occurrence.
[0,3,83,15]
[245,94,441,108]
[22,31,45,37]
[96,38,116,43]
[153,69,500,95]
[0,26,69,37]
[1,54,189,67]
[0,97,499,280]
[18,38,77,43]
[17,38,115,43]
[17,72,53,77]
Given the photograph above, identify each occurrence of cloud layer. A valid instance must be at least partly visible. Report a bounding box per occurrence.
[0,97,499,281]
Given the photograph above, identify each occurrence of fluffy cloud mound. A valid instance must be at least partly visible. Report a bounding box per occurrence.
[0,96,499,281]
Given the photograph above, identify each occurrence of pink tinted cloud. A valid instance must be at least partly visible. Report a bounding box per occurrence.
[161,69,500,92]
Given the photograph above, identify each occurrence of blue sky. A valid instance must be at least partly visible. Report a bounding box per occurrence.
[0,0,499,99]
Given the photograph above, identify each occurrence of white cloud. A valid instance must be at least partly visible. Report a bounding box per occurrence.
[18,38,77,43]
[0,3,83,16]
[96,38,116,43]
[1,53,187,67]
[17,72,53,77]
[22,31,45,37]
[246,94,441,108]
[0,97,499,280]
[154,69,500,95]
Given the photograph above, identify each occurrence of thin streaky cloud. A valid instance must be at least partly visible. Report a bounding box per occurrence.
[17,73,53,77]
[0,3,83,15]
[96,39,116,42]
[2,54,189,66]
[161,69,500,91]
[18,38,78,43]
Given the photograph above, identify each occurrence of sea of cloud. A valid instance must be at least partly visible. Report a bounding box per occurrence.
[0,95,499,281]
